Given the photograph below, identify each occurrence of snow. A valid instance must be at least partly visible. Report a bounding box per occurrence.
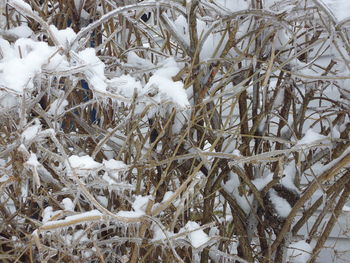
[49,25,77,49]
[127,51,154,68]
[172,13,229,60]
[68,155,103,170]
[103,159,127,170]
[287,240,312,263]
[21,122,41,143]
[214,0,249,12]
[42,206,54,223]
[42,206,62,223]
[323,0,350,21]
[96,195,108,207]
[269,189,291,218]
[0,38,67,93]
[343,205,350,212]
[62,198,75,211]
[9,0,33,12]
[116,195,151,218]
[252,173,273,191]
[47,99,68,116]
[144,58,189,108]
[6,25,33,38]
[184,221,210,249]
[152,224,175,241]
[116,210,145,218]
[222,171,252,214]
[102,172,118,185]
[26,152,40,167]
[1,39,51,92]
[162,191,174,203]
[173,15,189,45]
[296,129,327,145]
[72,229,89,243]
[102,160,127,185]
[107,74,143,98]
[281,161,299,192]
[308,147,350,179]
[77,48,107,92]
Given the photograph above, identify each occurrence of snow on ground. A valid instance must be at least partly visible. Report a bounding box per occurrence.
[296,129,327,145]
[214,0,249,12]
[323,0,350,21]
[42,206,62,224]
[287,240,312,263]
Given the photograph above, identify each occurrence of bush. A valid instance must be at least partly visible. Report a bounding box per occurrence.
[0,0,349,262]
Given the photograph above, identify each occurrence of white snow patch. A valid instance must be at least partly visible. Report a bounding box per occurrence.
[287,240,312,263]
[103,159,127,170]
[342,205,350,212]
[96,195,108,207]
[107,74,143,98]
[252,174,273,191]
[26,152,40,167]
[61,198,75,211]
[6,25,33,38]
[9,0,32,12]
[162,191,174,203]
[42,206,61,223]
[323,0,350,21]
[127,51,154,68]
[49,25,77,49]
[296,129,327,145]
[47,99,68,116]
[222,171,252,214]
[21,122,41,143]
[74,0,83,12]
[281,161,299,192]
[145,58,189,108]
[214,0,249,12]
[68,155,103,170]
[72,229,89,244]
[77,48,107,92]
[184,221,210,248]
[42,206,54,223]
[0,38,67,93]
[152,224,175,241]
[116,195,151,218]
[269,189,291,218]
